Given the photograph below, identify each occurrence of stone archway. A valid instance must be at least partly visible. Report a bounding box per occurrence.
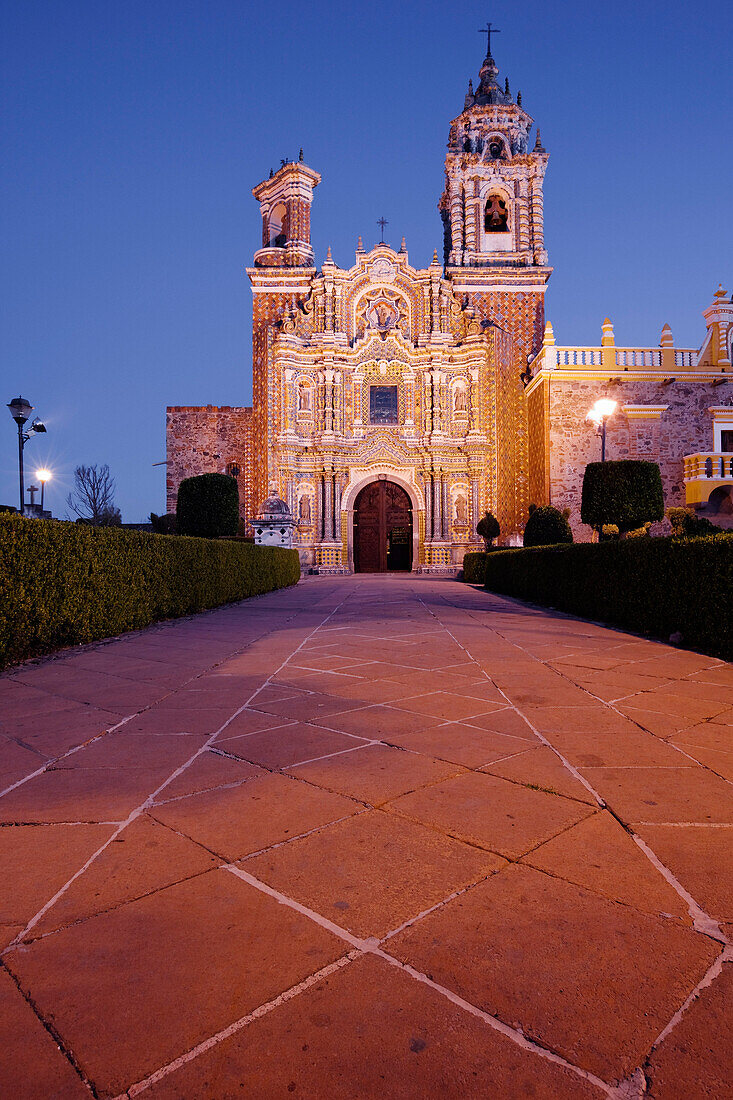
[353,480,413,573]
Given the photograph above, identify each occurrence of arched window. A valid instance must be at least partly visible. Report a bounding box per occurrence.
[268,203,287,247]
[226,462,241,478]
[484,194,509,232]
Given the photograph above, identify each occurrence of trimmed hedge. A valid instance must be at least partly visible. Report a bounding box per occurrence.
[581,460,664,532]
[523,505,573,548]
[484,535,733,660]
[463,551,488,583]
[177,473,239,538]
[0,515,300,669]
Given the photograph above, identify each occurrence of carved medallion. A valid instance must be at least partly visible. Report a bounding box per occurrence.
[369,258,396,283]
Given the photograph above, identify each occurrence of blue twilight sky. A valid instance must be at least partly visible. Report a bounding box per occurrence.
[2,0,731,521]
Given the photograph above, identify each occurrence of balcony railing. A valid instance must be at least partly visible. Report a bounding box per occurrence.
[533,347,698,371]
[684,452,733,480]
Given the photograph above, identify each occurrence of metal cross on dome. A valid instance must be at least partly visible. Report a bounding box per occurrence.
[377,217,388,243]
[478,21,500,56]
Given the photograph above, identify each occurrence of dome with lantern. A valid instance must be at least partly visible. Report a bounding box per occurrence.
[253,487,295,548]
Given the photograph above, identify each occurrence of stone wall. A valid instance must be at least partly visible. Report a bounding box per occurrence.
[547,378,733,539]
[166,406,254,524]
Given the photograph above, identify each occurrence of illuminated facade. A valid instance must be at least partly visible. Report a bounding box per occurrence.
[167,43,733,569]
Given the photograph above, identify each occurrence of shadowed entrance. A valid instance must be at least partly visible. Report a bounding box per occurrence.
[353,480,412,572]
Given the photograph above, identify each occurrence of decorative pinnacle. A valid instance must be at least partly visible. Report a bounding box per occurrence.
[504,77,510,96]
[431,248,440,265]
[298,148,303,162]
[357,236,364,251]
[533,128,545,152]
[477,21,500,57]
[517,90,522,106]
[399,236,407,252]
[325,245,333,262]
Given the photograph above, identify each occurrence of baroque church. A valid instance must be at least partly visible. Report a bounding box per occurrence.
[166,40,733,572]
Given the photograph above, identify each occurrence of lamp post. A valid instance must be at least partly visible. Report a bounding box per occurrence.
[6,397,47,514]
[586,398,617,461]
[36,468,51,513]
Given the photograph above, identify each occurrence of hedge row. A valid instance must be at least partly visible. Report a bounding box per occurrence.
[463,551,489,583]
[483,535,733,661]
[0,515,300,669]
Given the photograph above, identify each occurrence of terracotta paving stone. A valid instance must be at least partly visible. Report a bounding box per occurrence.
[581,766,733,823]
[522,811,691,922]
[646,961,733,1099]
[305,675,409,703]
[614,704,699,738]
[538,726,691,767]
[463,707,539,740]
[0,680,81,718]
[669,722,733,752]
[1,703,126,757]
[386,864,719,1082]
[517,704,637,735]
[51,730,208,770]
[482,745,597,804]
[0,735,47,788]
[144,954,604,1100]
[5,871,344,1098]
[125,705,234,735]
[0,967,88,1100]
[149,771,360,859]
[668,743,733,779]
[153,751,261,800]
[633,824,733,921]
[318,703,444,739]
[620,690,730,723]
[32,815,222,936]
[0,823,113,931]
[0,766,156,823]
[288,744,463,807]
[220,722,368,770]
[386,770,594,860]
[381,721,535,769]
[245,810,505,938]
[393,691,507,722]
[252,691,367,723]
[213,709,294,741]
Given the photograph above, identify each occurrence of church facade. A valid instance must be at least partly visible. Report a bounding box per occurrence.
[166,44,733,571]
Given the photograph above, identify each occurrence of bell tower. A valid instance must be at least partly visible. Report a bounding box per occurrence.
[252,156,320,268]
[440,28,551,358]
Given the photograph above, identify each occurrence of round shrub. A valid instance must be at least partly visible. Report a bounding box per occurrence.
[523,505,574,547]
[476,511,500,547]
[581,460,664,533]
[177,474,239,538]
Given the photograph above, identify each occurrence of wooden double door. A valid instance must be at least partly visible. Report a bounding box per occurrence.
[353,480,412,573]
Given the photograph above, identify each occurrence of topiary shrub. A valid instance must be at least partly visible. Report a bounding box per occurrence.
[523,505,573,547]
[177,474,239,538]
[476,511,500,548]
[667,506,723,538]
[581,460,664,534]
[462,551,488,583]
[150,512,178,535]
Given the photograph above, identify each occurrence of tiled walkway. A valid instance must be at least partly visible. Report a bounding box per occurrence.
[1,576,731,1099]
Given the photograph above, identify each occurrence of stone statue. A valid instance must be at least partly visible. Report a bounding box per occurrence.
[299,495,311,524]
[454,387,467,412]
[298,385,310,412]
[455,495,467,524]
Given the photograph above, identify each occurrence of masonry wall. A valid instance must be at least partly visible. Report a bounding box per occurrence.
[547,378,733,539]
[166,406,254,525]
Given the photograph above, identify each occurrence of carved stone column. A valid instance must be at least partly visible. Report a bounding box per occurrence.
[471,477,480,538]
[315,475,324,542]
[441,478,450,540]
[334,475,343,542]
[432,474,442,540]
[324,470,334,540]
[424,474,432,542]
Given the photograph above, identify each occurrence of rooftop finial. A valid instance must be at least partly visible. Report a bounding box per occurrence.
[377,216,388,244]
[477,20,500,57]
[298,147,303,162]
[357,236,364,252]
[533,127,545,153]
[325,245,333,262]
[399,236,407,253]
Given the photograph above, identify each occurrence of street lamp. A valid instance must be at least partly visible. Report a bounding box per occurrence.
[6,397,47,514]
[36,468,52,512]
[586,398,617,461]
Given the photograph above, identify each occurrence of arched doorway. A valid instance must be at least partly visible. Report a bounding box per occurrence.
[353,480,412,572]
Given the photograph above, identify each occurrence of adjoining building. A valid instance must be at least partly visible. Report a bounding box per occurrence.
[167,42,733,572]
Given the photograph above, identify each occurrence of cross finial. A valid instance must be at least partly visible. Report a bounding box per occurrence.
[478,21,500,56]
[377,217,388,243]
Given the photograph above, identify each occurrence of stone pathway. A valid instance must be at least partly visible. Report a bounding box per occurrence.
[1,575,731,1099]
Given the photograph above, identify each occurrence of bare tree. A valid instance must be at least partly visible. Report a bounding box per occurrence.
[66,464,120,525]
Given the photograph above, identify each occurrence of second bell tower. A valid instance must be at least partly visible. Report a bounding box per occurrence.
[440,32,552,360]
